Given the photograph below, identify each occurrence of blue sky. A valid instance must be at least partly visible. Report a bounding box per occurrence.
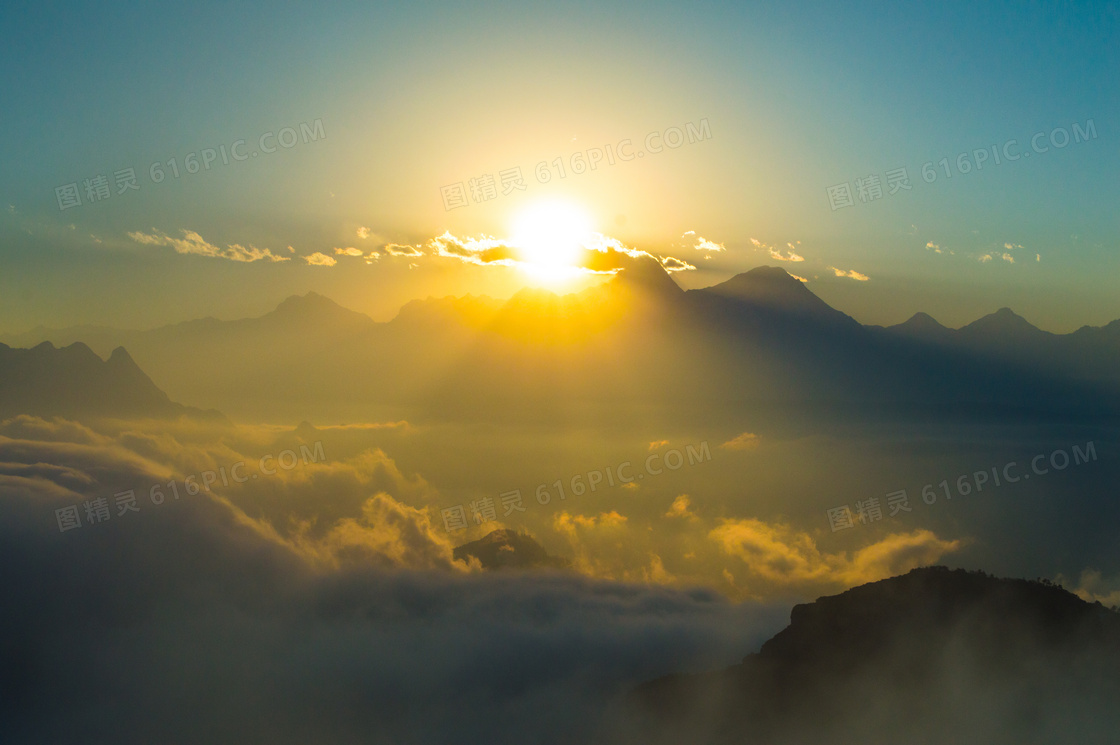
[1,0,1116,330]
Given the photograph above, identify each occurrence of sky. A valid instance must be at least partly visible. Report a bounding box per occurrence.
[0,0,1117,332]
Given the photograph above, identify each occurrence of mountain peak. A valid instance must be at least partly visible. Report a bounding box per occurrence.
[274,291,342,315]
[887,311,953,339]
[902,311,945,328]
[610,256,685,299]
[960,306,1047,338]
[453,528,569,570]
[107,346,136,366]
[697,265,850,324]
[269,292,376,330]
[706,266,814,300]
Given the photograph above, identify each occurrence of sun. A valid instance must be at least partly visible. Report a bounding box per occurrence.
[509,201,594,282]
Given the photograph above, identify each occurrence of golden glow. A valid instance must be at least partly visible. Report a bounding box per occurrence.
[509,201,594,283]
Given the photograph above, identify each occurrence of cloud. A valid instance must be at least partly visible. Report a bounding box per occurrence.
[750,237,803,262]
[979,254,993,263]
[1064,569,1120,608]
[710,519,961,587]
[829,267,870,281]
[356,226,371,239]
[0,417,790,744]
[720,432,759,451]
[789,274,809,283]
[556,510,629,532]
[128,229,290,263]
[660,256,696,272]
[554,510,652,579]
[334,247,364,257]
[665,495,698,520]
[385,242,425,257]
[682,232,725,252]
[303,251,337,266]
[347,228,713,280]
[925,242,955,256]
[427,232,516,265]
[769,247,804,262]
[427,230,672,278]
[648,440,670,451]
[0,417,458,570]
[295,492,459,570]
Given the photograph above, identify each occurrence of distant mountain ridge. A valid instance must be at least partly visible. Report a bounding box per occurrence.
[881,304,1120,386]
[2,265,1117,425]
[8,271,1113,351]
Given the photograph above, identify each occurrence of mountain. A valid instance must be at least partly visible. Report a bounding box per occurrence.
[694,265,855,326]
[628,567,1120,744]
[0,341,220,421]
[958,306,1053,343]
[885,305,1120,387]
[887,311,956,342]
[2,266,1118,426]
[612,254,688,304]
[453,528,570,570]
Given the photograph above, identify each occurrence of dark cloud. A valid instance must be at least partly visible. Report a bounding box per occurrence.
[0,417,786,745]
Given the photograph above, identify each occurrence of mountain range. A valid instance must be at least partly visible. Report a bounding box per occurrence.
[2,262,1117,426]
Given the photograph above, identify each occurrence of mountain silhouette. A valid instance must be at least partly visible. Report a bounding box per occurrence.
[0,341,221,421]
[958,306,1052,342]
[889,311,956,342]
[2,265,1118,426]
[884,304,1120,388]
[453,528,570,570]
[696,265,854,326]
[627,566,1120,744]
